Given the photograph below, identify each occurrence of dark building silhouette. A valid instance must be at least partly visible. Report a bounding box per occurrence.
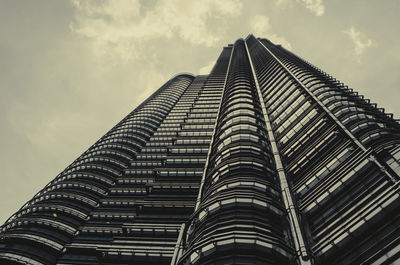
[1,35,400,265]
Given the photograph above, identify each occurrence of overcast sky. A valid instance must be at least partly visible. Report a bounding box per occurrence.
[0,0,399,224]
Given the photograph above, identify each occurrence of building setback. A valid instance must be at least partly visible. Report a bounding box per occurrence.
[1,35,400,265]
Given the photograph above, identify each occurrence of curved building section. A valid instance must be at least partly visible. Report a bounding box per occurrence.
[57,75,212,265]
[57,49,231,265]
[246,34,400,264]
[0,74,194,265]
[177,39,294,265]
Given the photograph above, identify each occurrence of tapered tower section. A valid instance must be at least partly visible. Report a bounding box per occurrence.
[176,39,296,265]
[0,74,194,265]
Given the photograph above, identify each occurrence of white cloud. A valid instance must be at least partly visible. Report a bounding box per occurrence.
[276,0,293,8]
[250,15,272,35]
[71,0,243,60]
[250,15,292,50]
[297,0,325,16]
[276,0,325,16]
[343,26,374,57]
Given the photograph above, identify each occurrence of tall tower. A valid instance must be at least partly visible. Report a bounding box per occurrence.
[1,35,399,265]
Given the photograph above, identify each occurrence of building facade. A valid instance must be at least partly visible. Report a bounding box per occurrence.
[1,35,400,265]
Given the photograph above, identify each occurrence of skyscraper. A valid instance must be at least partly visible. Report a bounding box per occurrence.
[1,35,399,265]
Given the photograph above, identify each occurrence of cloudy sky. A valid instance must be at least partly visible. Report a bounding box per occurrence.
[0,0,399,223]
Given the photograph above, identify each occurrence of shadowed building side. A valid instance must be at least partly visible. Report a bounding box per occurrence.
[245,34,400,264]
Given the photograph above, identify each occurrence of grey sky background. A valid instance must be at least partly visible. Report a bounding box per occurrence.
[0,0,399,224]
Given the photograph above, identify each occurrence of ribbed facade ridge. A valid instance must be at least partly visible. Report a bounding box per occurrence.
[1,35,400,265]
